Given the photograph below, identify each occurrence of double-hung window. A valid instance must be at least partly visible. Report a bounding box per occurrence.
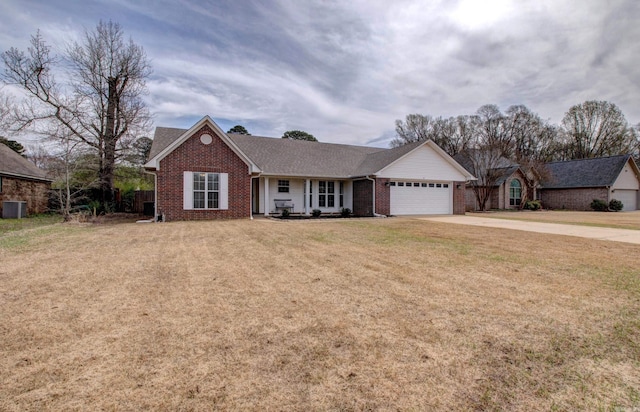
[318,181,335,208]
[193,173,220,209]
[183,172,228,210]
[193,173,219,209]
[278,180,290,193]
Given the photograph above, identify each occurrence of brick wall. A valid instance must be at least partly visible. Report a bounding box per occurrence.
[464,187,476,211]
[352,179,373,217]
[453,181,466,215]
[156,125,251,221]
[375,178,390,215]
[540,187,608,210]
[351,178,390,216]
[0,175,50,216]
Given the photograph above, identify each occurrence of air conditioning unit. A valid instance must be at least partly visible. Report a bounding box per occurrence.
[2,201,27,219]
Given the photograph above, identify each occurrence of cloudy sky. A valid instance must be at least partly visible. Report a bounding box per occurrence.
[1,0,639,147]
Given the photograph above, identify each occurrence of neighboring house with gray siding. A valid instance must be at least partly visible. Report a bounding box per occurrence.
[540,155,640,211]
[0,143,52,216]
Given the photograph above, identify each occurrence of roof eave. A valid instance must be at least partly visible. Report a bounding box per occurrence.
[0,171,52,182]
[259,172,352,179]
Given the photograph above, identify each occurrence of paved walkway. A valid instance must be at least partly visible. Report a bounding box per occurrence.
[419,215,640,245]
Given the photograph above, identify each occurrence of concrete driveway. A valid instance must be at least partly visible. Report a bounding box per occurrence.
[419,215,640,245]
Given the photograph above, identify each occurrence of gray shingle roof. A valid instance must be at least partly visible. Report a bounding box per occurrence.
[0,143,49,181]
[148,126,431,177]
[542,155,633,189]
[147,127,186,160]
[229,133,384,177]
[354,141,424,175]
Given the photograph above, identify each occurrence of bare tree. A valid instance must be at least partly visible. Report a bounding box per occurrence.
[392,104,564,210]
[391,114,435,147]
[392,113,475,156]
[1,21,151,205]
[503,105,557,162]
[559,100,638,159]
[0,89,10,131]
[28,131,99,220]
[429,115,476,156]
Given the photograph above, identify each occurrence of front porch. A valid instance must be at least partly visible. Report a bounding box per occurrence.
[252,176,352,216]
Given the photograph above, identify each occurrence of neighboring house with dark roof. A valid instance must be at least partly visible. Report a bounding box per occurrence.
[453,151,536,211]
[144,116,475,221]
[540,155,640,211]
[0,143,52,217]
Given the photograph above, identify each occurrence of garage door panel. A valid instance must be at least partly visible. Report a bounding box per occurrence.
[613,190,638,211]
[390,182,451,215]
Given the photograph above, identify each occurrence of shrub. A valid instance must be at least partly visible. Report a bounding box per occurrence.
[590,199,608,211]
[340,208,352,218]
[524,200,542,211]
[312,209,321,217]
[281,208,290,218]
[609,199,624,212]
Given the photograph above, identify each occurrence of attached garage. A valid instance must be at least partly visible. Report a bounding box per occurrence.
[390,181,452,215]
[612,189,638,211]
[375,141,474,216]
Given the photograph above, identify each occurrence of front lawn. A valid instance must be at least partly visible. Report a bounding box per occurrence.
[0,213,62,235]
[1,218,639,410]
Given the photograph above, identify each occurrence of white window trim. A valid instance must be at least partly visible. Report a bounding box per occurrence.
[318,180,336,208]
[277,179,290,193]
[183,171,228,210]
[510,179,522,206]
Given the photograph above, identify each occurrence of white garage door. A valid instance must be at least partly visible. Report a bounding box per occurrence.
[390,181,452,215]
[613,190,638,211]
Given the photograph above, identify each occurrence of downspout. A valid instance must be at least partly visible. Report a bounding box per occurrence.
[250,175,254,220]
[366,175,386,217]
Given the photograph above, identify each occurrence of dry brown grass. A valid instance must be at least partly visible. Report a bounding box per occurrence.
[1,217,639,411]
[470,210,640,230]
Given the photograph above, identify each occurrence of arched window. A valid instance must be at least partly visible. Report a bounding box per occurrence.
[510,179,522,206]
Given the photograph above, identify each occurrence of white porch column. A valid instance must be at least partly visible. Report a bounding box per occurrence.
[264,177,270,216]
[305,179,311,215]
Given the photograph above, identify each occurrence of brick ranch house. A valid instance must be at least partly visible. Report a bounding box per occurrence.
[539,154,640,211]
[144,116,476,221]
[0,143,51,217]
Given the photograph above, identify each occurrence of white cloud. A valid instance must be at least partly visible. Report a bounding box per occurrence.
[2,0,640,149]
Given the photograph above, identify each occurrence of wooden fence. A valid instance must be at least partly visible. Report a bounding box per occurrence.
[133,190,154,214]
